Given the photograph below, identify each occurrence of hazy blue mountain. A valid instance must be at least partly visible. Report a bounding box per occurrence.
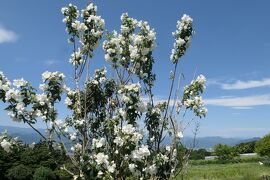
[182,136,260,150]
[0,126,260,149]
[0,126,46,144]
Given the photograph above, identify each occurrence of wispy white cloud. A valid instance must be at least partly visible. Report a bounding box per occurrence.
[44,59,59,66]
[206,78,222,86]
[231,106,253,110]
[205,94,270,108]
[0,26,17,43]
[222,78,270,90]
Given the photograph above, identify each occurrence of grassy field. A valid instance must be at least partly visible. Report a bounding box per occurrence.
[177,162,270,180]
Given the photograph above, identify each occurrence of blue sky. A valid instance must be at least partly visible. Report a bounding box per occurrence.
[0,0,270,138]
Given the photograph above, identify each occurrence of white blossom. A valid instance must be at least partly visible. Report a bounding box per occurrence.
[170,14,193,63]
[129,163,136,173]
[65,97,72,106]
[122,124,135,135]
[42,71,65,82]
[71,143,82,152]
[93,138,106,148]
[146,164,157,175]
[70,133,76,141]
[95,152,109,165]
[75,119,85,126]
[196,74,206,85]
[176,131,183,138]
[13,78,27,88]
[5,89,20,101]
[131,132,143,144]
[29,142,35,149]
[107,162,116,173]
[97,171,103,177]
[42,71,52,81]
[36,94,49,106]
[1,139,11,152]
[132,145,150,161]
[39,84,48,91]
[118,108,127,119]
[15,102,25,115]
[113,136,124,146]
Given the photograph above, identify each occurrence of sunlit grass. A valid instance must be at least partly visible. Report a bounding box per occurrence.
[177,162,270,180]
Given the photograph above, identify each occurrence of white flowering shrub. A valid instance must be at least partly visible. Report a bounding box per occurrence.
[0,2,207,179]
[0,131,21,153]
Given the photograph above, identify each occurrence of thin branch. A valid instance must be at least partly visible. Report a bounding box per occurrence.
[157,61,178,151]
[25,120,47,141]
[170,73,184,115]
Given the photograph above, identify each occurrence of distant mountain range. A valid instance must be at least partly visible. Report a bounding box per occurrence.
[181,136,260,150]
[0,126,260,149]
[0,126,46,144]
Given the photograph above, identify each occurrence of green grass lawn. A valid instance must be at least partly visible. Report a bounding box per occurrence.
[177,162,270,180]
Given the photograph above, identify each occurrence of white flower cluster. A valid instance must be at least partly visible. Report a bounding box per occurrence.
[184,96,207,116]
[0,71,11,101]
[103,13,156,79]
[92,137,106,148]
[107,123,168,178]
[0,139,11,152]
[129,21,156,77]
[2,71,65,123]
[64,85,76,108]
[196,74,206,85]
[42,71,65,82]
[103,31,123,63]
[94,152,116,175]
[119,83,140,94]
[62,3,105,65]
[5,88,24,122]
[144,163,157,175]
[13,78,28,88]
[69,48,84,66]
[91,68,107,85]
[118,83,146,119]
[1,74,37,122]
[71,143,82,152]
[63,85,77,113]
[120,13,137,35]
[31,93,51,120]
[0,131,19,153]
[5,88,20,102]
[1,71,66,123]
[61,4,79,37]
[170,14,193,63]
[36,94,50,106]
[74,119,85,128]
[131,144,150,161]
[81,3,105,39]
[182,75,207,117]
[113,124,144,147]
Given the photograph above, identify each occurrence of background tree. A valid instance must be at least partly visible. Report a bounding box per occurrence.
[189,149,211,160]
[33,166,57,180]
[7,164,33,180]
[255,133,270,157]
[0,139,72,180]
[214,144,239,161]
[235,141,256,154]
